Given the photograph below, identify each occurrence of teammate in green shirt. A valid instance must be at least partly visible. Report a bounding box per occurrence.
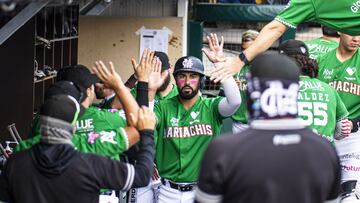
[18,62,146,159]
[209,0,360,83]
[317,32,360,182]
[305,26,339,60]
[153,55,240,203]
[203,33,256,133]
[278,40,350,142]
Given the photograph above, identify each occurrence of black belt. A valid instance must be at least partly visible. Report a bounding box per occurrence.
[161,178,196,192]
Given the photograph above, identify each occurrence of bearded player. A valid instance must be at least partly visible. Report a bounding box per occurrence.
[151,56,240,203]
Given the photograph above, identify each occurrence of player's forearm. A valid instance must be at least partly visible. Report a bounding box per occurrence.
[243,20,288,61]
[131,130,155,188]
[218,77,241,117]
[113,84,139,124]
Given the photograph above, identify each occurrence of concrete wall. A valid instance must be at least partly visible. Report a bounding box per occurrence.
[78,16,183,79]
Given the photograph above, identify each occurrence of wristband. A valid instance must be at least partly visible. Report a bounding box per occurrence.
[125,74,138,88]
[238,51,250,65]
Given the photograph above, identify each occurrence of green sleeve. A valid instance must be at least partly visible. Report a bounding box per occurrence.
[334,90,349,121]
[71,128,129,159]
[211,96,226,121]
[102,109,127,128]
[14,135,41,152]
[275,0,316,29]
[154,102,162,147]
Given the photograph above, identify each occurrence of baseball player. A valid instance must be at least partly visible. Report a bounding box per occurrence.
[15,58,157,202]
[305,26,340,60]
[196,53,341,203]
[94,82,116,109]
[0,95,156,203]
[203,33,255,133]
[278,39,351,142]
[127,51,178,203]
[317,33,360,185]
[21,63,140,158]
[152,55,240,203]
[209,0,360,83]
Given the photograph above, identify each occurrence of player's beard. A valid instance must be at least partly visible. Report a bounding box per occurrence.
[157,73,171,93]
[178,84,199,100]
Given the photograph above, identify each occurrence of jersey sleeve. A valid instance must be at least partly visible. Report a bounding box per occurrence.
[196,140,225,203]
[85,154,135,191]
[103,109,127,128]
[14,135,41,152]
[334,90,349,121]
[212,96,227,122]
[72,128,130,159]
[275,0,316,29]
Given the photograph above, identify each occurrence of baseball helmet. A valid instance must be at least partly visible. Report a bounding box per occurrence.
[173,56,205,76]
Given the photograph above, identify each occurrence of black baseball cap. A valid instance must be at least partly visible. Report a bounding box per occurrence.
[278,39,309,57]
[40,94,84,124]
[57,64,101,89]
[154,51,170,71]
[45,81,85,103]
[174,56,205,76]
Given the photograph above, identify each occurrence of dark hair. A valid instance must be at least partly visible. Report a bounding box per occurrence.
[322,26,339,38]
[290,54,318,78]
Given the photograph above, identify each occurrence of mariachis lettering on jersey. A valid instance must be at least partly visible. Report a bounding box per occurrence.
[76,119,94,133]
[164,124,213,138]
[351,0,360,13]
[329,80,360,95]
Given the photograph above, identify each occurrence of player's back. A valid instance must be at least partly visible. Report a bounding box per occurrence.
[201,123,340,203]
[297,76,348,141]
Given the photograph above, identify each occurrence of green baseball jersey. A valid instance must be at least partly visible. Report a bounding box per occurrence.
[298,76,348,142]
[305,37,339,60]
[21,106,129,159]
[154,96,224,183]
[130,83,178,102]
[15,127,130,160]
[275,0,360,35]
[232,65,249,124]
[317,48,360,119]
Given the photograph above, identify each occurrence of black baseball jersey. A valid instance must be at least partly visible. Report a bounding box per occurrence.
[196,119,341,203]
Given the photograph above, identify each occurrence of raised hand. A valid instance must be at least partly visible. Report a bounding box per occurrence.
[202,33,225,63]
[149,58,168,91]
[92,60,124,90]
[210,56,244,83]
[131,48,155,82]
